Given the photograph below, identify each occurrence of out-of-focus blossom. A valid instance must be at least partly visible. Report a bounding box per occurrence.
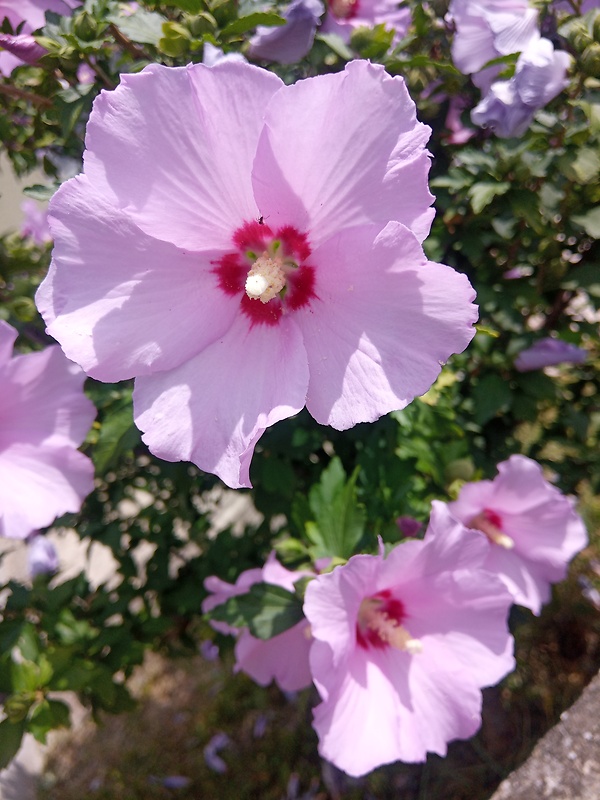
[445,95,475,144]
[471,37,571,136]
[448,0,540,91]
[0,321,95,539]
[160,776,191,789]
[76,61,96,85]
[21,199,52,245]
[448,455,588,614]
[514,337,587,371]
[248,0,323,64]
[395,515,422,537]
[503,265,532,279]
[322,0,410,46]
[203,552,313,691]
[304,502,514,776]
[202,41,247,66]
[203,732,230,774]
[199,639,220,661]
[554,0,598,13]
[27,534,59,577]
[36,60,478,489]
[0,1,77,75]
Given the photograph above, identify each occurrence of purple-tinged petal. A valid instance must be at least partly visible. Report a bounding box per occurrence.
[82,62,283,252]
[249,0,323,65]
[514,337,587,371]
[133,314,309,488]
[322,0,410,46]
[234,622,313,691]
[37,176,239,383]
[0,33,45,64]
[294,223,477,429]
[471,79,535,138]
[253,61,434,246]
[28,535,59,577]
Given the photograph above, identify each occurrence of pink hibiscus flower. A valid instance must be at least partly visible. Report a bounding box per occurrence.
[304,502,514,776]
[322,0,410,46]
[448,455,588,614]
[203,552,313,692]
[0,321,95,539]
[36,60,477,488]
[0,0,77,74]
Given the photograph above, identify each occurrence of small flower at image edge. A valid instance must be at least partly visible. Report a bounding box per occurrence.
[448,454,588,614]
[0,321,96,539]
[322,0,410,46]
[304,502,514,776]
[0,0,78,75]
[514,337,587,372]
[203,552,313,692]
[36,60,478,489]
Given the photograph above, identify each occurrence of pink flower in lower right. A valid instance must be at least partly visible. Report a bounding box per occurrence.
[448,454,588,615]
[303,502,514,776]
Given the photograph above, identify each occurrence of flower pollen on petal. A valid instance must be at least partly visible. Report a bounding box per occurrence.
[329,0,359,19]
[469,509,515,550]
[356,590,422,653]
[214,221,316,325]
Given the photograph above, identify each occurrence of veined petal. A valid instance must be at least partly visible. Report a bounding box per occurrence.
[0,444,94,539]
[295,223,477,429]
[82,62,283,251]
[253,61,434,247]
[36,176,239,383]
[133,314,309,488]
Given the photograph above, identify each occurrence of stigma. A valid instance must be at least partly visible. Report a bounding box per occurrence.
[469,511,515,549]
[358,597,422,654]
[245,255,286,303]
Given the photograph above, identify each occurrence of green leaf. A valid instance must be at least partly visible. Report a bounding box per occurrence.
[306,457,366,559]
[29,699,70,744]
[107,8,166,45]
[221,12,285,37]
[54,84,95,139]
[93,402,140,474]
[468,181,510,214]
[472,374,513,426]
[315,32,354,61]
[209,582,304,639]
[572,206,600,238]
[0,719,26,769]
[23,183,59,202]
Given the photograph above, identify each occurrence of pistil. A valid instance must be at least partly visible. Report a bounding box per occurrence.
[469,511,514,549]
[245,255,286,303]
[358,597,422,654]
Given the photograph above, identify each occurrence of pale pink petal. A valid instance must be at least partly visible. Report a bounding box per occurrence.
[234,622,313,691]
[133,314,309,489]
[0,345,95,449]
[253,60,434,246]
[0,444,94,539]
[203,569,263,635]
[294,223,477,429]
[36,176,238,383]
[83,62,283,251]
[483,546,551,614]
[0,320,18,365]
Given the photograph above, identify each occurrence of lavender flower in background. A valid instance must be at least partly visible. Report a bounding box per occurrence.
[0,0,78,74]
[304,502,514,775]
[203,732,230,774]
[395,515,423,537]
[448,0,540,91]
[322,0,410,46]
[0,321,96,540]
[248,0,323,64]
[20,199,52,245]
[448,455,588,614]
[202,41,247,66]
[27,534,59,577]
[471,37,571,137]
[76,61,96,85]
[514,337,587,371]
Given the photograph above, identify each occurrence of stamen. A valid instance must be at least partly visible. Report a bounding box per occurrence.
[358,598,422,654]
[469,512,514,549]
[245,255,286,303]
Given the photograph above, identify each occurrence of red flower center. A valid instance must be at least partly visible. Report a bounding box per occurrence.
[213,220,316,326]
[356,589,421,653]
[329,0,359,19]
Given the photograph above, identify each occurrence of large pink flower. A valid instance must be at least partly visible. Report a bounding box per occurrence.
[448,455,588,614]
[304,502,514,776]
[0,321,95,539]
[36,60,477,488]
[0,0,77,74]
[203,553,313,692]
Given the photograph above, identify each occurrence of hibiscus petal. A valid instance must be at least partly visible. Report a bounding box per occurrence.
[36,176,239,382]
[234,623,313,691]
[133,314,309,488]
[0,444,94,539]
[82,62,283,251]
[294,223,477,429]
[252,60,434,247]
